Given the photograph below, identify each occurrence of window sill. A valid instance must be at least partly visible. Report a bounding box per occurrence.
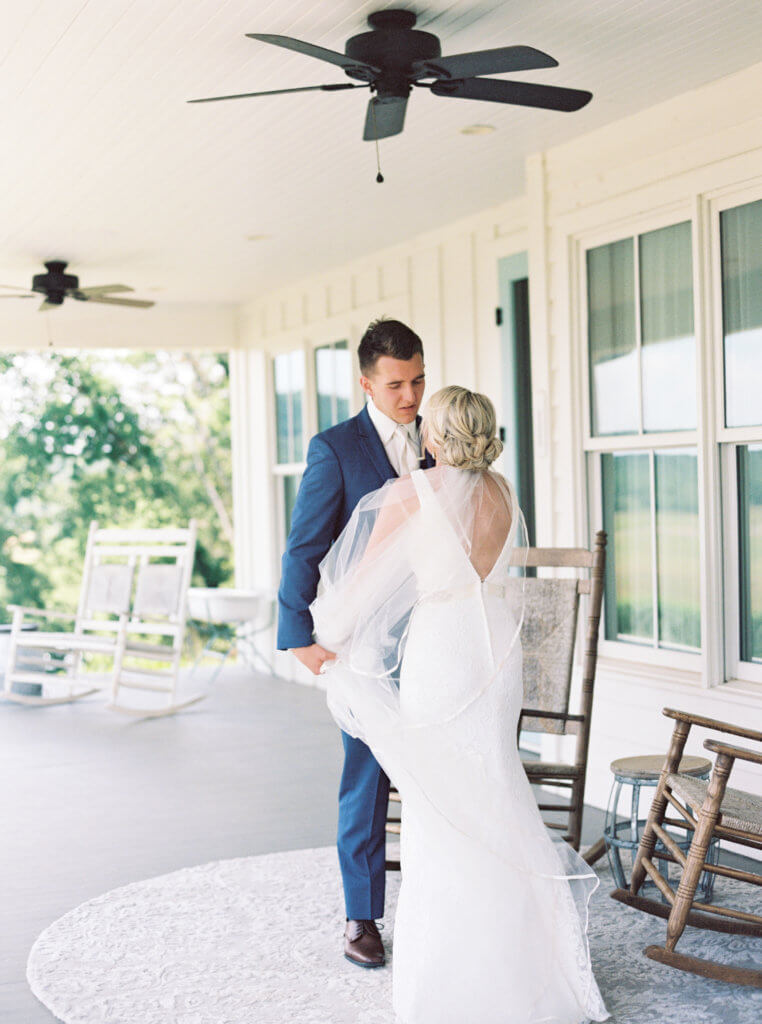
[595,656,762,709]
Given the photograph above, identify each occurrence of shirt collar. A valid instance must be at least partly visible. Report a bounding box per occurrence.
[366,398,415,444]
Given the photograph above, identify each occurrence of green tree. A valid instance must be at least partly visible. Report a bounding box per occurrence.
[0,351,233,618]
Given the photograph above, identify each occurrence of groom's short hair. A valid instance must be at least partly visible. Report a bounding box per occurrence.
[358,318,423,375]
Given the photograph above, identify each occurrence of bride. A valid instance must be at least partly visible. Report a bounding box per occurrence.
[311,386,608,1024]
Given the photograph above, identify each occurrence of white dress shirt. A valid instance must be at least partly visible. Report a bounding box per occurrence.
[366,399,422,477]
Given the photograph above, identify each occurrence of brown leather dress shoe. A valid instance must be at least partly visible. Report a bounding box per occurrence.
[344,919,386,968]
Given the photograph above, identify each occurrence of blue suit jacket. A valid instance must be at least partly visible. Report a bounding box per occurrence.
[277,404,433,650]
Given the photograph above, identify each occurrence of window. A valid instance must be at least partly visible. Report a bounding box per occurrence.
[721,199,762,429]
[587,222,695,437]
[271,340,356,554]
[282,471,302,541]
[273,350,306,547]
[738,444,762,664]
[601,449,700,651]
[586,220,700,659]
[719,197,762,678]
[315,340,351,431]
[584,192,762,684]
[274,351,304,464]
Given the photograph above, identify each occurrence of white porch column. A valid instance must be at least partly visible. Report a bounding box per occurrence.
[229,348,275,592]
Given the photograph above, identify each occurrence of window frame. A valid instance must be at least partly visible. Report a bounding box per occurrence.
[578,204,705,675]
[314,338,352,433]
[576,185,762,689]
[711,183,762,685]
[269,330,363,557]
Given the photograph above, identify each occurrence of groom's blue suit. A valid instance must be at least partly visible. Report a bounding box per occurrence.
[278,403,433,920]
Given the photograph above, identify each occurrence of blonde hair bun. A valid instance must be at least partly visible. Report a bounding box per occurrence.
[422,386,504,471]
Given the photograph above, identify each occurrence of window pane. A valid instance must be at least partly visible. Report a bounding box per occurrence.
[602,452,653,641]
[273,355,291,463]
[588,239,638,436]
[721,199,762,427]
[655,449,700,649]
[273,351,304,463]
[290,351,304,462]
[739,444,762,663]
[640,222,696,432]
[283,473,302,540]
[315,340,351,431]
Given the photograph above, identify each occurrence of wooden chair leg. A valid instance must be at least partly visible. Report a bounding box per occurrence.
[567,776,584,851]
[664,754,732,953]
[631,720,690,894]
[582,836,607,866]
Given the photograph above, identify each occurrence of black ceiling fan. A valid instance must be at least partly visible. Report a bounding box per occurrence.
[0,261,154,312]
[188,9,592,142]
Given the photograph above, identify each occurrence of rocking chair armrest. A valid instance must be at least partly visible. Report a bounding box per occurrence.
[519,708,585,723]
[663,707,762,745]
[7,604,77,622]
[704,738,762,768]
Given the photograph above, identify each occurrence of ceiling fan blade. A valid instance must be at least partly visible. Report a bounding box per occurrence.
[73,284,134,296]
[363,95,408,141]
[38,300,56,312]
[0,293,34,299]
[78,295,154,308]
[247,33,380,77]
[413,45,557,80]
[188,82,364,104]
[429,77,592,112]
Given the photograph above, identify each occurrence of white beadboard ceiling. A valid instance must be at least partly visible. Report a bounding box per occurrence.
[1,0,762,306]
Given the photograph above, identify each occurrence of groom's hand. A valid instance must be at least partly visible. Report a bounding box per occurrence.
[289,643,336,676]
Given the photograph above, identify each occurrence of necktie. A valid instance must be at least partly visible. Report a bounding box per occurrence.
[395,424,420,476]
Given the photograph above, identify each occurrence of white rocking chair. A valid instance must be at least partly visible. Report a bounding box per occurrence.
[4,521,200,716]
[104,523,200,717]
[4,522,139,706]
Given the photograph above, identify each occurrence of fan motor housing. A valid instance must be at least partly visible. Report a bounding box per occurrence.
[345,9,440,75]
[32,260,79,301]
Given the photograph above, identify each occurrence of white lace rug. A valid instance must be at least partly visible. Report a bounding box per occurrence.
[28,845,762,1024]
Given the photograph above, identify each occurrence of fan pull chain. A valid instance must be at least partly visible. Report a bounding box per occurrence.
[371,99,384,183]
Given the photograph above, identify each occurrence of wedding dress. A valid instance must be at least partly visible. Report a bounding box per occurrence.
[312,465,608,1024]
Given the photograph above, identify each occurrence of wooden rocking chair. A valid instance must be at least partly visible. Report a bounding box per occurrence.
[612,707,762,987]
[517,531,607,856]
[386,530,606,870]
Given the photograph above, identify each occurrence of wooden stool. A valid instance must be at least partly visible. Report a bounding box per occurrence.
[604,755,719,902]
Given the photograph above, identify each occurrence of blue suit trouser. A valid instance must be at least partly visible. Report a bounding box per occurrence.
[337,730,390,921]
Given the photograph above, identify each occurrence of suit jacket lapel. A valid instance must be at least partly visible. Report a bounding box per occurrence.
[357,404,397,483]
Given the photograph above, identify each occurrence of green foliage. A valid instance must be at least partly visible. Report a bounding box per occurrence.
[0,351,233,620]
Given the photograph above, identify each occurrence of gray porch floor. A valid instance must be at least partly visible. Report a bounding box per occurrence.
[0,664,659,1022]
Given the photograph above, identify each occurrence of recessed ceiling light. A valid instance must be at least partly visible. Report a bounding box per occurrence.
[245,233,272,242]
[460,124,496,135]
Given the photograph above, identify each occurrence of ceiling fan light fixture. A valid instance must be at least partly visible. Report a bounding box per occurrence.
[460,123,496,135]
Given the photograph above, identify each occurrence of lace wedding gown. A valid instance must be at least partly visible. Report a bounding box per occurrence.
[312,466,608,1024]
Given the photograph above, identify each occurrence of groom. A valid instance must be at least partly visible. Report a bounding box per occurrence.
[277,318,431,968]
